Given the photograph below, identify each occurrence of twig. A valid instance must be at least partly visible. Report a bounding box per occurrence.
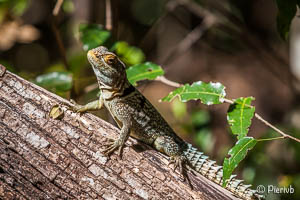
[84,83,98,93]
[155,76,183,87]
[223,98,234,104]
[105,0,112,31]
[53,0,64,16]
[254,113,300,143]
[52,0,68,70]
[156,76,300,143]
[50,19,69,70]
[51,0,69,70]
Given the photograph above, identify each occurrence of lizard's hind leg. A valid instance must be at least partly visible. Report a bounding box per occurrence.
[154,136,187,180]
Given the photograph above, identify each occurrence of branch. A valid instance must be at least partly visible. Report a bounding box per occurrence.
[53,0,64,16]
[50,18,69,70]
[0,65,239,199]
[105,0,113,31]
[155,76,183,88]
[157,75,300,143]
[254,113,300,143]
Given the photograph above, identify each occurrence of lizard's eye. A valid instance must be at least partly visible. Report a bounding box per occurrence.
[103,54,116,65]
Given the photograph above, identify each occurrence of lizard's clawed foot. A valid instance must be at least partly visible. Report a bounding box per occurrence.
[101,138,124,158]
[168,156,186,181]
[70,99,84,113]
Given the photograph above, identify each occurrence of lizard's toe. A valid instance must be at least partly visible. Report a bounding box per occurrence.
[101,139,124,158]
[69,99,83,112]
[168,158,176,171]
[102,144,118,155]
[102,138,116,147]
[168,155,186,181]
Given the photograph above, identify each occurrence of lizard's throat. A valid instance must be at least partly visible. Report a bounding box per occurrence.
[92,66,123,87]
[98,74,128,100]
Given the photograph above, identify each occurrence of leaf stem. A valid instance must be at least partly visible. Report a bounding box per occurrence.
[223,98,234,104]
[257,136,285,142]
[155,76,183,87]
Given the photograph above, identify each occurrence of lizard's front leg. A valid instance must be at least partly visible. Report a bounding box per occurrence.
[70,96,103,113]
[102,119,131,158]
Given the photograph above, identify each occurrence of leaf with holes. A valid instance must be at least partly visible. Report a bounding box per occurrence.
[161,81,226,105]
[227,97,255,139]
[79,24,111,51]
[126,62,164,86]
[223,137,257,187]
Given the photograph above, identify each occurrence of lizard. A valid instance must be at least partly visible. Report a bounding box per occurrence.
[70,46,264,200]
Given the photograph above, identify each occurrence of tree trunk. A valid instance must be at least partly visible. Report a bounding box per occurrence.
[0,64,239,200]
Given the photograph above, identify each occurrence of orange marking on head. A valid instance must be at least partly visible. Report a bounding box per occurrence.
[103,54,116,65]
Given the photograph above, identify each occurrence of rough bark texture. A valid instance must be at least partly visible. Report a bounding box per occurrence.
[0,65,239,200]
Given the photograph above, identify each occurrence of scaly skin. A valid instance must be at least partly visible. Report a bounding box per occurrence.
[71,46,263,200]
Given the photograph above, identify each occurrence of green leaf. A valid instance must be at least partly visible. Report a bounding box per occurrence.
[162,81,226,105]
[35,72,73,92]
[126,62,164,86]
[112,41,145,66]
[79,24,111,51]
[223,137,257,187]
[275,0,297,40]
[227,97,255,139]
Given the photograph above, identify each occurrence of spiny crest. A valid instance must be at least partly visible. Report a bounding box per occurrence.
[183,142,264,200]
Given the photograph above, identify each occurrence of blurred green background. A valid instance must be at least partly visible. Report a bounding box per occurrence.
[0,0,300,199]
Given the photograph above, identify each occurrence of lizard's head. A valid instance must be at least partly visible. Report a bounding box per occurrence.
[87,46,126,88]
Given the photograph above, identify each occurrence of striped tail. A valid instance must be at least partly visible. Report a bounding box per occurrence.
[183,143,264,200]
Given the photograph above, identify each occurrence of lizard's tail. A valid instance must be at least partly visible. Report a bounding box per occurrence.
[183,143,264,200]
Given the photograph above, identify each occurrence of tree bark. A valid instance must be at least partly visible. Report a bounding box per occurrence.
[0,64,239,200]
